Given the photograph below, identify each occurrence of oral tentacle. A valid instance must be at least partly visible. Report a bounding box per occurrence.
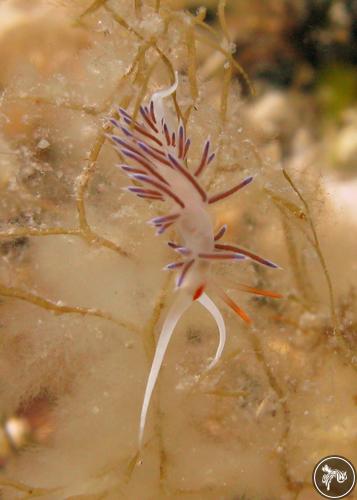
[197,293,226,370]
[139,292,192,448]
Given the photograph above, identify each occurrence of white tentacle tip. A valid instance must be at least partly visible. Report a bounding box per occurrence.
[151,72,179,103]
[206,358,219,372]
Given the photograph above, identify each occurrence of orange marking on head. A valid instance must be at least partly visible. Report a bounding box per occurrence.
[193,284,206,301]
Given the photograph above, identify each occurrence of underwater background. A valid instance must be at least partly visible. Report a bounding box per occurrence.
[0,1,356,498]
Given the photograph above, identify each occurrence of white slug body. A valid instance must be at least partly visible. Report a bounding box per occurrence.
[108,74,280,448]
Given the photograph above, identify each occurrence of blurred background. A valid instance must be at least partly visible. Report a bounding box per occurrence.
[178,0,357,94]
[174,0,357,173]
[0,1,357,498]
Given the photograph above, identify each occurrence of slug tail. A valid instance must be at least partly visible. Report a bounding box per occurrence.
[150,71,179,126]
[197,293,226,371]
[139,293,192,448]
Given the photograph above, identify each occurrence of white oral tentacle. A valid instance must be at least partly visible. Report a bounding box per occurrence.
[139,291,191,448]
[197,292,226,370]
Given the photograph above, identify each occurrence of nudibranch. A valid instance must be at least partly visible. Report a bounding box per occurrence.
[107,74,281,447]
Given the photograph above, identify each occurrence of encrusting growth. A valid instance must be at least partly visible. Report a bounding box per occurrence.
[108,73,281,448]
